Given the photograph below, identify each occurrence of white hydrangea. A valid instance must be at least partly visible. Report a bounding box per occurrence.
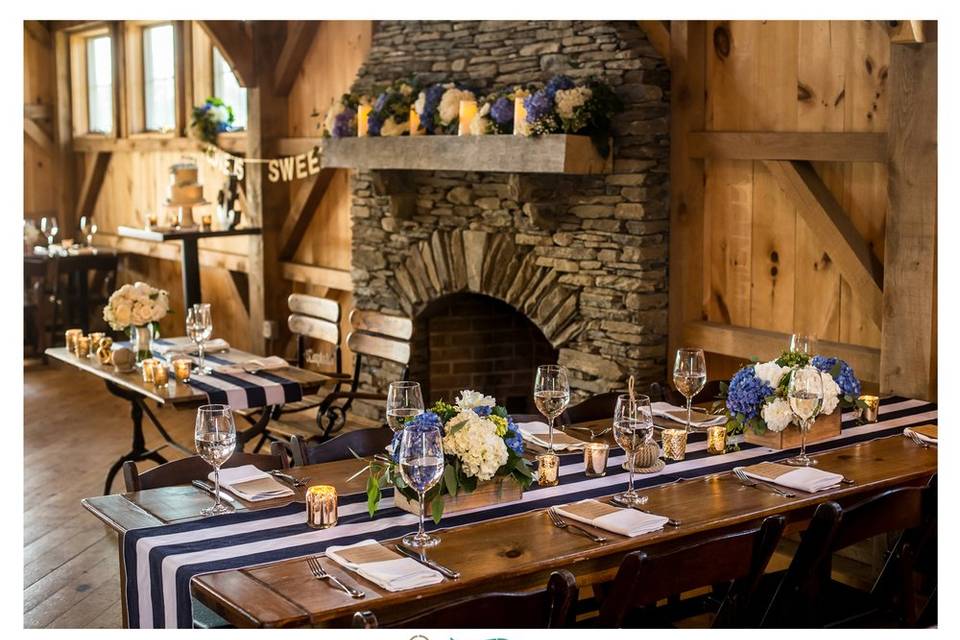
[555,86,592,120]
[380,117,406,137]
[820,371,841,416]
[413,91,426,116]
[438,88,475,126]
[442,410,508,481]
[754,360,790,389]
[761,398,794,432]
[455,389,496,411]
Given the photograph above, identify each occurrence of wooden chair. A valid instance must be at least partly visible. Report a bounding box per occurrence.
[761,475,938,628]
[289,427,394,466]
[121,451,287,492]
[594,515,785,627]
[352,569,579,628]
[559,390,620,425]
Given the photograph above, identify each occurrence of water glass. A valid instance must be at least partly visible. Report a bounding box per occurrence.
[386,381,425,432]
[789,333,817,356]
[186,303,213,374]
[785,365,824,467]
[534,364,570,453]
[398,425,445,548]
[612,393,653,506]
[673,348,707,431]
[195,404,237,516]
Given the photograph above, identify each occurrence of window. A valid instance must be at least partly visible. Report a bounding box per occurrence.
[86,35,113,134]
[143,24,176,132]
[213,47,247,130]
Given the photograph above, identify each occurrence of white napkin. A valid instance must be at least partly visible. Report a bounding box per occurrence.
[904,426,937,445]
[555,500,668,537]
[155,337,231,356]
[215,356,289,375]
[325,539,444,592]
[208,464,293,501]
[740,464,843,493]
[652,402,727,427]
[516,420,585,451]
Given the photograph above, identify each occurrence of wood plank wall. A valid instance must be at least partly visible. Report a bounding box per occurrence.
[24,24,57,217]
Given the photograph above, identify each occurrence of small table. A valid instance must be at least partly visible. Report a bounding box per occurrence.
[117,226,261,309]
[46,345,327,494]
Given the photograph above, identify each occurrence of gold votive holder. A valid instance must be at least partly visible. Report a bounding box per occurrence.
[859,395,880,423]
[306,485,338,529]
[88,332,105,350]
[172,358,192,383]
[141,358,160,383]
[65,328,83,354]
[201,214,212,230]
[583,442,609,477]
[706,425,727,455]
[75,336,91,358]
[146,213,158,229]
[457,99,478,136]
[662,428,688,461]
[153,364,169,387]
[536,453,560,487]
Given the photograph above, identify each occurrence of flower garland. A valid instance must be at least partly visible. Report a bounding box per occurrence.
[367,79,419,137]
[415,82,477,135]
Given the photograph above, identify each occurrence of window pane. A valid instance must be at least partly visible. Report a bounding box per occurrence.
[212,47,247,130]
[143,24,176,132]
[86,36,113,134]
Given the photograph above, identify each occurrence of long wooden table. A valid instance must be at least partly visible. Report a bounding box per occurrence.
[82,433,936,628]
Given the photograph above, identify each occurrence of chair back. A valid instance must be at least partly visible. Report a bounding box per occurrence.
[287,293,341,370]
[597,515,785,627]
[559,390,620,425]
[650,379,724,406]
[352,569,578,628]
[346,309,412,370]
[290,428,394,466]
[122,452,287,492]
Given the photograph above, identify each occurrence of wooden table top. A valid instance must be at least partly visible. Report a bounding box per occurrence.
[117,225,262,242]
[45,345,329,408]
[83,434,936,628]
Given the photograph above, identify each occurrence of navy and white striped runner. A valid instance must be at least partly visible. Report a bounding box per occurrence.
[122,396,936,628]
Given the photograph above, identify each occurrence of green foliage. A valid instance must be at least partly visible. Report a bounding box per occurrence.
[775,350,810,368]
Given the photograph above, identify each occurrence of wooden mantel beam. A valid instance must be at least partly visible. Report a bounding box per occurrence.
[279,167,336,260]
[273,21,318,96]
[198,21,255,88]
[638,21,670,67]
[764,159,884,330]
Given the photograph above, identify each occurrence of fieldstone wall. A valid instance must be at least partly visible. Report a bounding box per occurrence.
[348,20,670,417]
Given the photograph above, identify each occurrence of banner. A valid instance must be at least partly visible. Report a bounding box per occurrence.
[201,143,323,184]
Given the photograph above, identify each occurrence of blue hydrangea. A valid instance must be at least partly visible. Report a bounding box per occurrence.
[811,356,861,396]
[545,74,575,97]
[366,113,382,136]
[504,418,524,456]
[419,84,446,134]
[389,429,402,463]
[332,109,356,138]
[472,406,492,417]
[406,410,444,434]
[373,92,388,112]
[726,366,774,420]
[524,90,555,122]
[490,97,513,125]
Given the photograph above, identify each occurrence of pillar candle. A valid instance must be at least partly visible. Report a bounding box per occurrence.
[513,96,528,135]
[457,99,478,136]
[357,105,372,137]
[306,485,338,529]
[409,107,421,135]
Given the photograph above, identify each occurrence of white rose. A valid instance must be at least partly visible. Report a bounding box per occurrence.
[754,361,790,389]
[820,371,841,415]
[414,91,426,116]
[113,303,132,327]
[555,87,592,120]
[380,117,407,137]
[761,398,794,432]
[130,303,152,327]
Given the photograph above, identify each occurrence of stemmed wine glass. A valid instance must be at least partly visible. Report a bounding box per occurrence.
[40,216,59,252]
[673,348,707,431]
[398,425,445,549]
[534,365,570,453]
[785,365,824,467]
[186,303,214,374]
[386,381,425,432]
[79,216,92,247]
[195,404,237,516]
[789,333,817,356]
[613,393,653,507]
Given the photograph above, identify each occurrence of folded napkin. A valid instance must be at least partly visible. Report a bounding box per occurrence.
[155,337,231,356]
[740,462,842,493]
[209,465,294,501]
[325,539,443,592]
[516,420,585,451]
[904,424,937,444]
[555,499,667,537]
[652,402,727,427]
[215,356,289,375]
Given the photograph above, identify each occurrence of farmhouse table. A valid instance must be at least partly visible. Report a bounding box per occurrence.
[46,344,328,494]
[81,398,937,628]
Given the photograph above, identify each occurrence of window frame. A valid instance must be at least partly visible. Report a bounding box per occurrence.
[141,23,177,133]
[68,25,115,138]
[124,19,182,137]
[211,45,247,132]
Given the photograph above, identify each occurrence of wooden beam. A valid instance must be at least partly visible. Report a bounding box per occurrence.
[24,20,51,47]
[281,262,353,292]
[198,21,255,88]
[637,20,670,67]
[880,43,937,401]
[273,21,318,96]
[97,232,249,273]
[24,103,52,120]
[110,21,128,138]
[23,117,53,153]
[52,29,76,239]
[683,320,881,384]
[884,20,937,44]
[763,159,884,329]
[667,20,707,376]
[276,137,324,155]
[689,131,887,163]
[71,134,247,153]
[75,152,112,222]
[175,21,193,137]
[279,167,336,260]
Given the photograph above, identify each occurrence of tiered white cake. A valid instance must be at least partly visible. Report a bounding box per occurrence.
[166,162,206,207]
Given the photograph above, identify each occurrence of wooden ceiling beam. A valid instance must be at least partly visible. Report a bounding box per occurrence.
[689,131,887,162]
[198,21,255,87]
[278,167,336,260]
[638,20,670,67]
[75,152,112,222]
[24,20,51,46]
[274,21,319,96]
[24,117,53,153]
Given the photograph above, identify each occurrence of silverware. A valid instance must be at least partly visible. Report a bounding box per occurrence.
[547,508,607,543]
[191,480,240,507]
[306,556,365,599]
[269,470,307,487]
[905,430,935,449]
[566,426,612,439]
[732,468,796,498]
[608,499,681,527]
[394,544,460,580]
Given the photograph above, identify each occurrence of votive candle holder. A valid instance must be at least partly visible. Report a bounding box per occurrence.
[88,332,105,351]
[583,442,609,477]
[153,364,169,387]
[306,485,338,529]
[859,395,880,423]
[65,328,83,354]
[201,214,213,229]
[141,358,160,384]
[75,336,92,358]
[457,99,478,135]
[662,428,688,461]
[172,358,192,383]
[536,453,560,487]
[706,425,727,455]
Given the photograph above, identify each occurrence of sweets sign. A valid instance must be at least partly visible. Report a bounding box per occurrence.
[202,144,324,183]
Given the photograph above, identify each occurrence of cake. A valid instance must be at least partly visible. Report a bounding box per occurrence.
[166,162,207,207]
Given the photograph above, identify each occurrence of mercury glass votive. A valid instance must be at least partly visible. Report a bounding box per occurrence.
[457,99,478,135]
[536,453,560,487]
[859,395,880,423]
[583,442,610,477]
[706,425,727,455]
[141,358,160,383]
[662,428,688,461]
[306,485,338,529]
[172,358,192,383]
[88,332,105,351]
[65,328,83,354]
[75,336,92,358]
[153,364,169,387]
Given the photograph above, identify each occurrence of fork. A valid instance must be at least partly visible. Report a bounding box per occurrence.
[732,468,796,498]
[269,470,307,487]
[566,426,612,439]
[306,556,365,599]
[547,508,607,543]
[906,430,934,449]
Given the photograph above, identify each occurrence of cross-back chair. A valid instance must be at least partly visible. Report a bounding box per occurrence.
[288,428,393,466]
[121,450,287,492]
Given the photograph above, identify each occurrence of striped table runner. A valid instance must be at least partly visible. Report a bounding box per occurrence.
[122,396,936,628]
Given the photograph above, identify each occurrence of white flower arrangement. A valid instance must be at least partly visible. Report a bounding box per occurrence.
[442,409,509,481]
[438,87,475,126]
[554,86,593,121]
[454,389,497,411]
[103,282,170,331]
[468,102,492,136]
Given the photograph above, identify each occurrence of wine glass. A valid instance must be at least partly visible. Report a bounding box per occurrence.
[613,393,653,507]
[398,425,445,549]
[186,303,214,374]
[386,381,425,432]
[195,404,237,516]
[785,365,824,467]
[673,348,707,431]
[789,333,817,356]
[40,216,59,251]
[86,220,99,248]
[534,365,570,453]
[78,216,91,247]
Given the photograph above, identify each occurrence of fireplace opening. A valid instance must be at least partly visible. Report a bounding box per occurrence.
[409,293,559,414]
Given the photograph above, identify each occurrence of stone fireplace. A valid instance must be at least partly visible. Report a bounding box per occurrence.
[348,20,670,419]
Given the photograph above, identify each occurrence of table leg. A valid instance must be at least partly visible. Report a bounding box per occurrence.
[102,387,168,495]
[180,237,202,309]
[236,406,276,452]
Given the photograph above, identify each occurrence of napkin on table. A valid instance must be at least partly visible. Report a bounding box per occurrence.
[215,356,289,375]
[739,462,842,493]
[904,424,937,444]
[155,337,231,357]
[325,539,444,591]
[209,464,294,501]
[651,402,727,427]
[516,420,586,451]
[555,499,668,537]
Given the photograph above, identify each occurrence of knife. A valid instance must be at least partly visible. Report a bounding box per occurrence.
[393,544,460,580]
[192,480,241,507]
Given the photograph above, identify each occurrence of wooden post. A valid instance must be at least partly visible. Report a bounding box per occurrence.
[880,42,937,401]
[52,29,76,239]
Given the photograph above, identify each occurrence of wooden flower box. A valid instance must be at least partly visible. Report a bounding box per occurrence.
[394,477,524,517]
[743,409,842,449]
